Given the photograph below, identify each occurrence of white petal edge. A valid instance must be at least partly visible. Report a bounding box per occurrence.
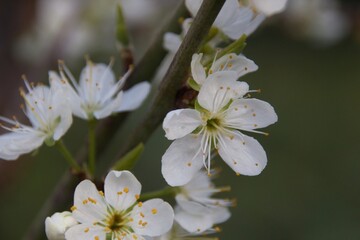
[65,223,105,240]
[191,53,206,85]
[72,180,108,224]
[197,72,249,113]
[163,109,202,140]
[161,135,204,186]
[129,199,174,237]
[217,133,267,176]
[116,82,151,113]
[104,170,141,211]
[224,98,278,130]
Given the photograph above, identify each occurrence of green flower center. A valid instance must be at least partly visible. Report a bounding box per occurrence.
[107,213,123,231]
[206,117,222,132]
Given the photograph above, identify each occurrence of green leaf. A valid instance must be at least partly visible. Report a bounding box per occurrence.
[112,143,144,171]
[116,4,130,46]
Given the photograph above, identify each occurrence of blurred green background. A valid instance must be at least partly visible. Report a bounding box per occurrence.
[0,0,360,239]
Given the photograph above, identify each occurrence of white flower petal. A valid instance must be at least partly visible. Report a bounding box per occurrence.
[185,0,202,17]
[0,132,45,160]
[45,211,78,240]
[191,53,206,85]
[214,0,240,28]
[210,206,231,224]
[182,170,214,199]
[122,234,145,240]
[116,82,151,113]
[104,170,141,211]
[52,93,73,141]
[217,133,267,176]
[210,54,258,78]
[175,195,231,231]
[163,33,182,53]
[129,199,174,237]
[224,98,278,130]
[163,109,202,140]
[252,0,288,16]
[79,63,116,103]
[161,135,204,186]
[197,72,249,113]
[174,201,213,234]
[49,71,87,119]
[65,223,105,240]
[93,91,123,119]
[72,180,108,224]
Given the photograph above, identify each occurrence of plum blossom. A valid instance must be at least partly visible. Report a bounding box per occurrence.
[177,170,234,209]
[191,53,258,87]
[65,170,174,240]
[54,59,150,120]
[174,196,230,234]
[185,0,288,40]
[0,78,72,160]
[162,70,277,186]
[185,0,266,39]
[152,222,220,240]
[45,211,78,240]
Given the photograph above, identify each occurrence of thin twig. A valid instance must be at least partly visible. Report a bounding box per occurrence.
[111,0,226,166]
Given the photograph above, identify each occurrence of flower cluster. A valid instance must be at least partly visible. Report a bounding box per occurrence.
[0,60,150,161]
[0,0,287,239]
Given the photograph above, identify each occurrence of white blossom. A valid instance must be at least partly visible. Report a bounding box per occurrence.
[0,78,72,160]
[162,70,277,186]
[177,170,234,208]
[185,0,266,39]
[191,53,258,86]
[45,211,78,240]
[66,170,174,240]
[152,222,220,240]
[54,60,150,120]
[247,0,288,16]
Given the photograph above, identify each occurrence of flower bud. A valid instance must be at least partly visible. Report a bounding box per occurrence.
[45,211,78,240]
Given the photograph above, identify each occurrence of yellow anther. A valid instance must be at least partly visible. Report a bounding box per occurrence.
[138,202,143,207]
[151,209,157,214]
[84,227,89,233]
[140,212,145,218]
[187,162,192,167]
[95,236,99,240]
[70,206,77,211]
[214,226,222,232]
[88,197,97,204]
[83,200,88,204]
[117,191,123,195]
[135,194,140,200]
[99,191,104,196]
[123,187,129,193]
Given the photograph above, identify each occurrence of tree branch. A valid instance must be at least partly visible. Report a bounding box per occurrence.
[111,0,226,165]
